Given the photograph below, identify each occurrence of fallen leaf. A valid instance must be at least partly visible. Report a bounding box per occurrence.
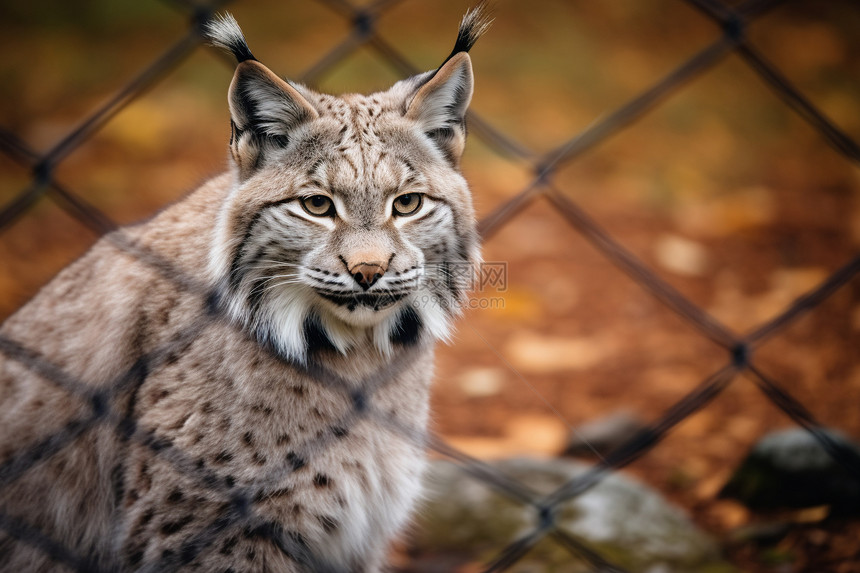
[654,234,710,277]
[504,331,610,373]
[457,367,506,398]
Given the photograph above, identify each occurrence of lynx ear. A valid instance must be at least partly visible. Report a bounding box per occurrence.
[206,13,318,179]
[227,61,318,179]
[405,53,473,167]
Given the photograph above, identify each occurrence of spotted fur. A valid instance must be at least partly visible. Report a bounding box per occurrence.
[0,6,489,572]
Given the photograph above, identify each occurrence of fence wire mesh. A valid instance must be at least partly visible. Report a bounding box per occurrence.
[1,0,859,571]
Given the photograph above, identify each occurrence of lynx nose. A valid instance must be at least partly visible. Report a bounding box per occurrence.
[349,262,386,290]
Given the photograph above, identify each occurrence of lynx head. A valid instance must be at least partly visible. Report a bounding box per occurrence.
[205,7,490,363]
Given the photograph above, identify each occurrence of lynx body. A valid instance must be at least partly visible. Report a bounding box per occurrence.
[0,8,488,571]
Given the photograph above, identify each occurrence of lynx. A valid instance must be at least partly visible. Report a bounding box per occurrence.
[0,6,489,572]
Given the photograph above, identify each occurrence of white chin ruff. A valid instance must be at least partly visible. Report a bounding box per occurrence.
[230,287,454,363]
[324,300,400,328]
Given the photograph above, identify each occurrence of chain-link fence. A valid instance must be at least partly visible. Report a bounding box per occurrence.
[1,0,859,571]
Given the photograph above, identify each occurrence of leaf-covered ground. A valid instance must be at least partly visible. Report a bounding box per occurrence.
[1,1,859,570]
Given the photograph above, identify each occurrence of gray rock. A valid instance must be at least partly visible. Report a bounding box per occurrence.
[561,410,647,459]
[718,427,860,513]
[411,457,735,573]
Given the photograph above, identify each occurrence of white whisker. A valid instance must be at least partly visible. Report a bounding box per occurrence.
[262,279,305,292]
[252,259,303,268]
[245,263,303,274]
[251,273,299,282]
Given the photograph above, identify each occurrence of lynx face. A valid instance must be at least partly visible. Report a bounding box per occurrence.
[206,16,483,363]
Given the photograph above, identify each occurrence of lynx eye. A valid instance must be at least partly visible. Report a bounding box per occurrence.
[392,193,423,217]
[301,195,335,217]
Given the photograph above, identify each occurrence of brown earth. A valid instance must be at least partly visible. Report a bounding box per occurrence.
[1,0,859,571]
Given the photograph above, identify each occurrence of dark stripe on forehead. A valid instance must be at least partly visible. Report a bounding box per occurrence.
[307,158,325,178]
[399,156,417,175]
[348,104,372,175]
[397,156,422,188]
[327,145,361,181]
[370,151,390,182]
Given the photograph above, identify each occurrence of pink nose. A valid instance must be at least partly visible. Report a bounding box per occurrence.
[349,262,386,290]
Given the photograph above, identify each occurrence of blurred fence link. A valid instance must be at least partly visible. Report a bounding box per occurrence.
[1,0,859,571]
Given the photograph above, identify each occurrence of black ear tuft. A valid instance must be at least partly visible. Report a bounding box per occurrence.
[205,13,257,63]
[440,1,493,67]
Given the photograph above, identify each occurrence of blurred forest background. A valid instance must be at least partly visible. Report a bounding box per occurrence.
[1,0,860,570]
